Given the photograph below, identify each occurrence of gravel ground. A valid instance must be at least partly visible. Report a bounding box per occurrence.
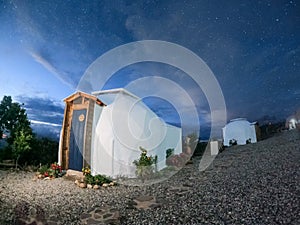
[0,130,299,225]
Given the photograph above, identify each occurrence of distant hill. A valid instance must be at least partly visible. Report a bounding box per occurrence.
[31,123,61,141]
[256,115,283,125]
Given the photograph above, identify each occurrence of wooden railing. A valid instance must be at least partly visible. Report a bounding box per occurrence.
[0,159,16,167]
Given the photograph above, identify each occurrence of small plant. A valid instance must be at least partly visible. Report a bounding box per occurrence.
[37,162,63,178]
[81,166,112,185]
[38,165,49,175]
[229,139,237,146]
[94,174,111,185]
[133,146,157,182]
[166,148,174,159]
[82,166,91,176]
[50,162,62,178]
[84,174,95,185]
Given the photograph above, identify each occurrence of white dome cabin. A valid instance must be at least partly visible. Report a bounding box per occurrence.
[222,118,258,147]
[286,115,298,130]
[58,88,182,178]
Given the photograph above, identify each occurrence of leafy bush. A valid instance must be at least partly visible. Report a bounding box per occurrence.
[229,139,237,146]
[94,174,111,185]
[246,138,251,144]
[84,174,95,185]
[84,174,112,185]
[133,146,157,181]
[166,148,174,159]
[50,162,62,177]
[38,162,63,178]
[82,166,112,185]
[38,165,49,175]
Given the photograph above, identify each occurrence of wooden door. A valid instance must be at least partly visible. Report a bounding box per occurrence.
[68,109,87,171]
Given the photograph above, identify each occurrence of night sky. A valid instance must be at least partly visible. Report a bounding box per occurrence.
[0,0,299,139]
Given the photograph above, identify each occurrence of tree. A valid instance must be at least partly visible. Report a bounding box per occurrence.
[0,95,59,166]
[30,137,59,165]
[12,129,33,165]
[0,96,33,163]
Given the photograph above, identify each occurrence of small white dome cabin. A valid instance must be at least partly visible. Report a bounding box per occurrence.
[222,118,258,147]
[286,115,298,130]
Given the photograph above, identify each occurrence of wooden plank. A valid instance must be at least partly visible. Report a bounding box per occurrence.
[65,106,73,170]
[72,103,88,110]
[60,103,69,169]
[84,100,94,167]
[0,163,16,167]
[82,99,90,168]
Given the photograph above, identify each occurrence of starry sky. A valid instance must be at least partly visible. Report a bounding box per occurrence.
[0,0,299,139]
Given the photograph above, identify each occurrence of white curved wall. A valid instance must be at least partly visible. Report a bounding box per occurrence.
[91,92,182,178]
[223,119,257,146]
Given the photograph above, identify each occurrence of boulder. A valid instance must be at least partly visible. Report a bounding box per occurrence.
[93,185,99,189]
[79,183,87,188]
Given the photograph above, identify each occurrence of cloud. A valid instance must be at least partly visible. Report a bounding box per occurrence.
[12,0,127,92]
[13,95,64,139]
[15,95,64,126]
[27,49,77,89]
[30,120,61,127]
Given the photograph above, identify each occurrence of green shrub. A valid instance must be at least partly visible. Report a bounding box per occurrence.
[94,174,111,185]
[84,174,95,185]
[229,139,237,146]
[38,163,64,178]
[166,148,174,158]
[82,167,112,185]
[38,165,49,174]
[133,146,157,181]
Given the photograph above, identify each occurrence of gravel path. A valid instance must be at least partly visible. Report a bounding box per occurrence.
[0,130,299,225]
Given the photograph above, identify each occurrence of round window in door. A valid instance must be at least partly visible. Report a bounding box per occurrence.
[78,114,85,122]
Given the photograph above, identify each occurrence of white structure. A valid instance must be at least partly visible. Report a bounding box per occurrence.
[59,88,182,178]
[210,140,219,155]
[222,118,257,146]
[286,115,298,130]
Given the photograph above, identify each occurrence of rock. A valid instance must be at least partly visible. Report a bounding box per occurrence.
[132,195,158,210]
[135,195,154,202]
[75,180,79,186]
[87,184,93,189]
[80,212,91,220]
[79,183,87,188]
[38,174,44,179]
[66,169,84,180]
[109,182,114,186]
[102,183,109,187]
[93,185,99,189]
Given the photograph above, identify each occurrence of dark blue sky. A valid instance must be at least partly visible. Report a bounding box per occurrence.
[0,0,299,139]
